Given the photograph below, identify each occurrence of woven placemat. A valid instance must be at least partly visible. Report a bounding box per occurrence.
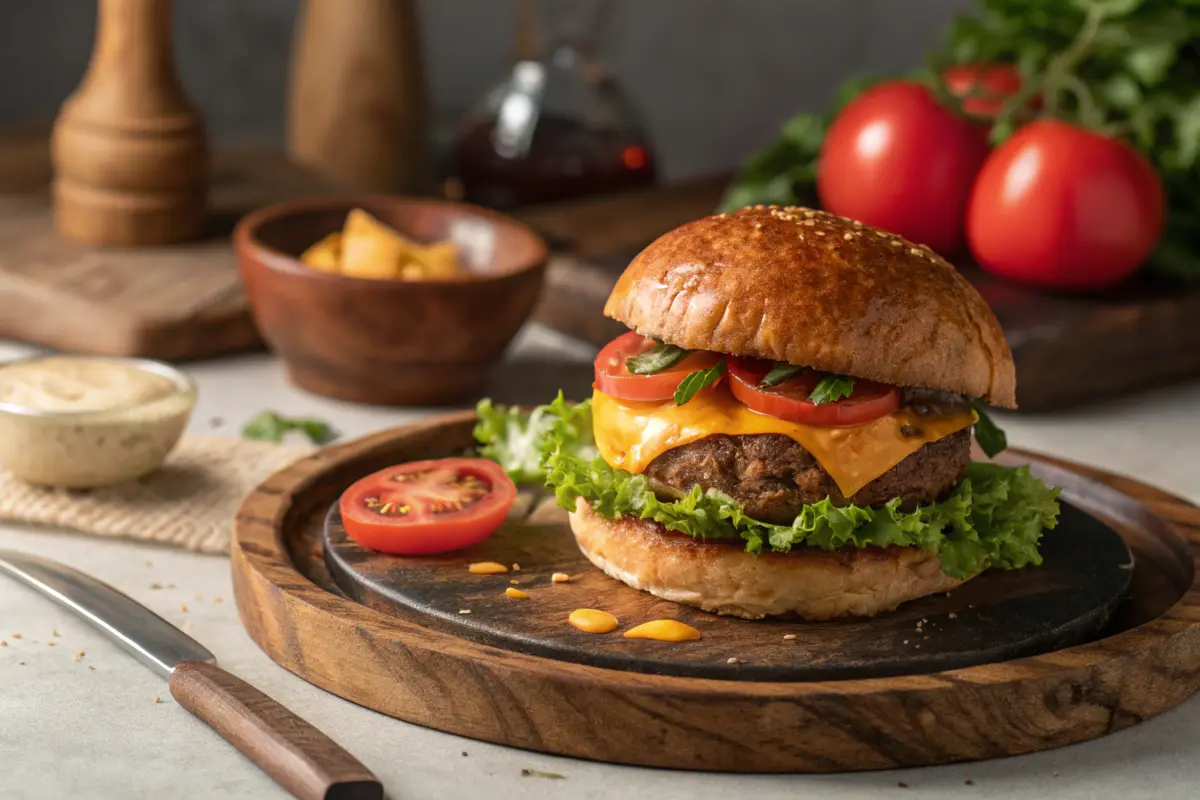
[0,436,312,554]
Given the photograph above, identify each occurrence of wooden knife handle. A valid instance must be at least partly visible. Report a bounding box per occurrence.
[169,660,382,800]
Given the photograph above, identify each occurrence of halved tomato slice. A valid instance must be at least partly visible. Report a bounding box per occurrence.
[728,357,901,426]
[594,331,721,402]
[338,458,516,555]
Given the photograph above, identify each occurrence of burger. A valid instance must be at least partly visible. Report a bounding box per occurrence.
[477,205,1061,620]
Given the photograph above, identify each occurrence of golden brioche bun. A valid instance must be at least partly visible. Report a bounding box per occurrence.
[604,205,1016,408]
[569,499,967,621]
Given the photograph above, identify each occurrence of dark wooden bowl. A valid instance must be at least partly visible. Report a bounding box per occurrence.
[234,196,548,406]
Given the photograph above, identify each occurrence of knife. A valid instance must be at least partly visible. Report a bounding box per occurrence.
[0,549,382,800]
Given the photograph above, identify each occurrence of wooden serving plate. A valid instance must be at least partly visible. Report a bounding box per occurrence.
[232,412,1200,773]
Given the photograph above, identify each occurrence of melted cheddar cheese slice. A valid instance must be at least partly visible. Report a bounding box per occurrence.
[592,387,976,498]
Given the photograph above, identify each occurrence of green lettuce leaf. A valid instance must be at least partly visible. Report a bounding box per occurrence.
[478,396,1061,580]
[473,393,596,485]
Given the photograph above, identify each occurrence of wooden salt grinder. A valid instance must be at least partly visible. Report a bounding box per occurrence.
[51,0,208,246]
[286,0,429,193]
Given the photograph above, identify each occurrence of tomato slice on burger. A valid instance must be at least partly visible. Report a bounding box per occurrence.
[728,357,901,426]
[339,458,517,555]
[594,331,721,402]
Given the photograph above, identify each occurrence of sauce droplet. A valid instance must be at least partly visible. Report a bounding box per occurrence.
[505,587,529,599]
[623,620,701,642]
[468,562,508,574]
[568,609,618,634]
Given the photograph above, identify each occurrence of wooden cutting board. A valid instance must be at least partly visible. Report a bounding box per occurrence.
[521,178,1200,412]
[0,128,340,360]
[231,411,1200,772]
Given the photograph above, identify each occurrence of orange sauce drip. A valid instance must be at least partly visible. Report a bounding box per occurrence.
[568,609,619,634]
[623,620,701,642]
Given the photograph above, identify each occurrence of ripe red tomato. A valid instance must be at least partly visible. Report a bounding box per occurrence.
[818,81,990,256]
[339,459,516,555]
[727,358,901,427]
[943,64,1032,117]
[594,331,721,402]
[967,120,1165,289]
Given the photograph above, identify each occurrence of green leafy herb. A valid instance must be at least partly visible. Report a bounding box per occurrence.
[673,359,727,405]
[970,400,1009,458]
[760,363,807,387]
[473,394,596,485]
[515,399,1061,580]
[520,769,566,780]
[718,1,1200,281]
[626,341,691,374]
[808,374,855,405]
[242,411,335,444]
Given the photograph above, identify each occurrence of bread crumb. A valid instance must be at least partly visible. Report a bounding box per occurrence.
[1,641,6,647]
[726,657,742,665]
[783,634,796,641]
[458,609,471,614]
[1053,772,1059,778]
[505,588,529,599]
[903,640,909,644]
[964,779,975,786]
[898,781,908,788]
[512,563,521,571]
[10,633,20,639]
[154,697,162,704]
[73,656,81,663]
[914,644,922,649]
[149,582,163,590]
[180,604,189,613]
[948,612,958,619]
[88,665,96,671]
[551,573,569,583]
[144,560,153,567]
[52,629,61,637]
[17,661,24,666]
[213,597,223,605]
[76,650,85,657]
[46,642,56,647]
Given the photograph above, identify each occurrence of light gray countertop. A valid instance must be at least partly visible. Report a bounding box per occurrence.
[1,323,1198,800]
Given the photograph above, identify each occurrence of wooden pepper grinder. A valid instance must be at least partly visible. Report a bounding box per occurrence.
[286,0,429,193]
[51,0,208,246]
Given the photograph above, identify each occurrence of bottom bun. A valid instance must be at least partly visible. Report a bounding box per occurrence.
[569,499,968,620]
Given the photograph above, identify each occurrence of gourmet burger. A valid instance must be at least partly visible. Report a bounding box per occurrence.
[478,205,1061,620]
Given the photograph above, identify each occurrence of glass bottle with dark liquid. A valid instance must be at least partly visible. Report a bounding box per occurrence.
[450,0,656,210]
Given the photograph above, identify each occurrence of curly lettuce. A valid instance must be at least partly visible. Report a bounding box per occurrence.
[475,395,1060,580]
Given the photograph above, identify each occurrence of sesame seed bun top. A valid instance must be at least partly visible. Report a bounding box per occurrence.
[603,205,1016,407]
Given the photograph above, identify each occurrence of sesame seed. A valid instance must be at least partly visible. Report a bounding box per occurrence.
[890,239,903,247]
[876,230,889,237]
[9,634,19,639]
[804,210,815,218]
[816,230,826,236]
[948,612,958,619]
[46,642,55,647]
[783,634,797,641]
[903,640,909,644]
[804,219,815,226]
[843,232,854,240]
[149,582,162,590]
[458,609,471,614]
[910,248,923,256]
[52,629,60,637]
[853,221,863,229]
[551,573,570,583]
[726,657,742,665]
[512,563,521,571]
[213,597,223,605]
[73,656,81,663]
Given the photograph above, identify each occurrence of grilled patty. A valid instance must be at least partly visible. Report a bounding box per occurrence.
[644,429,972,524]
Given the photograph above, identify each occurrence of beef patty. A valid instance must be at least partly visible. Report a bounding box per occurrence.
[643,430,971,524]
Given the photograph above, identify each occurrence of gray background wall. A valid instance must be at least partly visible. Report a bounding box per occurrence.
[0,0,973,181]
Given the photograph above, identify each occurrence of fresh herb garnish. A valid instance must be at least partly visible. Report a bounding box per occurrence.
[242,411,336,445]
[674,359,727,405]
[520,769,566,780]
[760,363,807,387]
[626,341,692,374]
[970,400,1008,458]
[808,374,855,405]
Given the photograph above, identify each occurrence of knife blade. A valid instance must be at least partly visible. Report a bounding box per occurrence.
[0,549,382,800]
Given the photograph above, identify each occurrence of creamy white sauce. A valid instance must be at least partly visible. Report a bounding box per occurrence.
[0,357,177,412]
[0,357,195,488]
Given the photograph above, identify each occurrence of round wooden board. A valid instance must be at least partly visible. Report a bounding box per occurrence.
[322,500,1133,682]
[232,410,1200,773]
